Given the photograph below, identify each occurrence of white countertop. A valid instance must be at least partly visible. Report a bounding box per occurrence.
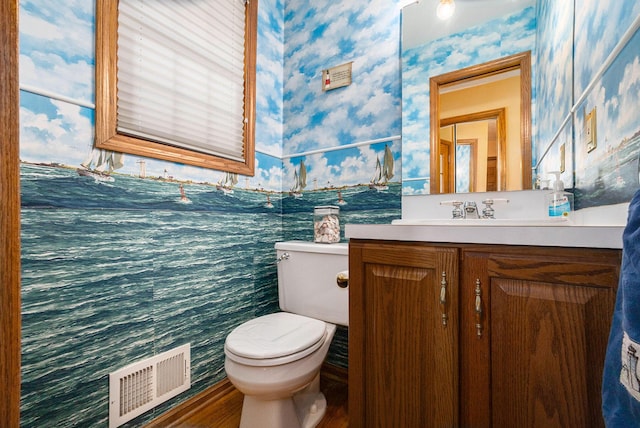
[351,191,628,249]
[345,223,624,249]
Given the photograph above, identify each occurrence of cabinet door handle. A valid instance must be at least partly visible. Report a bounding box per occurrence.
[440,271,448,326]
[474,278,483,337]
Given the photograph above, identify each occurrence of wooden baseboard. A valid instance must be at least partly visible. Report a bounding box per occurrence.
[145,377,237,427]
[145,363,347,427]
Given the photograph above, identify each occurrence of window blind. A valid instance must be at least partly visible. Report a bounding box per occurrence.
[117,0,247,162]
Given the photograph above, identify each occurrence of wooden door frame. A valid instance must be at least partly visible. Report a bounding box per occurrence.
[439,137,453,193]
[441,108,507,191]
[455,138,477,192]
[1,0,22,425]
[429,51,531,194]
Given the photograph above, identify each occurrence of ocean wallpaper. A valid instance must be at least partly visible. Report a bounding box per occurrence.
[401,6,537,195]
[18,0,403,426]
[16,0,640,427]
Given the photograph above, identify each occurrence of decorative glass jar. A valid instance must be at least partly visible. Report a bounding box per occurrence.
[314,206,340,243]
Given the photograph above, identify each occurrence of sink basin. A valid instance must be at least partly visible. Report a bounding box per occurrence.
[391,217,571,226]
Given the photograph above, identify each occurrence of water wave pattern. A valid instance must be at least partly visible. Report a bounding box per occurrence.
[20,164,401,427]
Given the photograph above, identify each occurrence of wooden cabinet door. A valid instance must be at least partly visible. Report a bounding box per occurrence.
[349,240,459,428]
[462,247,620,428]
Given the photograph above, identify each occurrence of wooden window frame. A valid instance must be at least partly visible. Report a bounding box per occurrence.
[95,0,257,175]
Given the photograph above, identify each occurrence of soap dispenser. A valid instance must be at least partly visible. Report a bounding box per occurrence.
[546,171,573,217]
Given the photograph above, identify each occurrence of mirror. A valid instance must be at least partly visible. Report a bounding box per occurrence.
[439,110,505,193]
[401,0,537,195]
[430,52,531,194]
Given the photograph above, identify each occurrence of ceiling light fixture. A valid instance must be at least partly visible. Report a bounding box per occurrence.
[437,0,455,20]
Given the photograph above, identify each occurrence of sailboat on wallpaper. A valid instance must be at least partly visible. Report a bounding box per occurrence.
[289,160,307,198]
[369,145,394,191]
[216,172,238,195]
[76,148,124,182]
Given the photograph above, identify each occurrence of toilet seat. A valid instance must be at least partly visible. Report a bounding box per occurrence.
[225,312,327,367]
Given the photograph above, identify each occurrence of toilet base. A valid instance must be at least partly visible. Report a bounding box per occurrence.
[238,375,327,428]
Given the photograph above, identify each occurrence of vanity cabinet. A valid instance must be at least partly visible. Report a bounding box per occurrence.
[348,241,460,427]
[348,239,621,428]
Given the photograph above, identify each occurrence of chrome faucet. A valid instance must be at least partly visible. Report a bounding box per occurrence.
[440,200,464,219]
[440,200,478,219]
[441,198,509,219]
[463,201,479,219]
[480,198,509,219]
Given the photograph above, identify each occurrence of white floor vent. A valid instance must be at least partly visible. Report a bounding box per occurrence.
[108,343,191,428]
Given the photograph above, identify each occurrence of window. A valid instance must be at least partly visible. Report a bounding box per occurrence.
[95,0,257,175]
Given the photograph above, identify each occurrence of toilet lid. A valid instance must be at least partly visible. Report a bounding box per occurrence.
[225,312,326,359]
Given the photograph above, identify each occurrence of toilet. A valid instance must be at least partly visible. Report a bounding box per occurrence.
[224,240,348,428]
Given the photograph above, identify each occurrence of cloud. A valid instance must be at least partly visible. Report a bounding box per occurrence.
[574,1,640,96]
[282,0,402,154]
[19,3,94,102]
[19,11,64,40]
[616,56,640,135]
[249,157,283,191]
[20,98,92,165]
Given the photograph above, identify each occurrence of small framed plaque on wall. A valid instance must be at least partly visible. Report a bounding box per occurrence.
[323,62,353,91]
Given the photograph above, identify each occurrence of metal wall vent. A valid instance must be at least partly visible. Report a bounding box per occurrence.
[108,343,191,428]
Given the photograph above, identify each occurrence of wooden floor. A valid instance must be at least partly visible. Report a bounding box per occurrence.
[146,365,348,428]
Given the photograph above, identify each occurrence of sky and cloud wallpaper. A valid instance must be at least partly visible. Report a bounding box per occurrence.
[535,0,640,208]
[15,0,640,426]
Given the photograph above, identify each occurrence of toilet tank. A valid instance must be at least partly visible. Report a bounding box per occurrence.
[275,241,348,326]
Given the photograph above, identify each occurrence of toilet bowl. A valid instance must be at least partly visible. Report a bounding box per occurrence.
[223,241,348,428]
[225,314,337,428]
